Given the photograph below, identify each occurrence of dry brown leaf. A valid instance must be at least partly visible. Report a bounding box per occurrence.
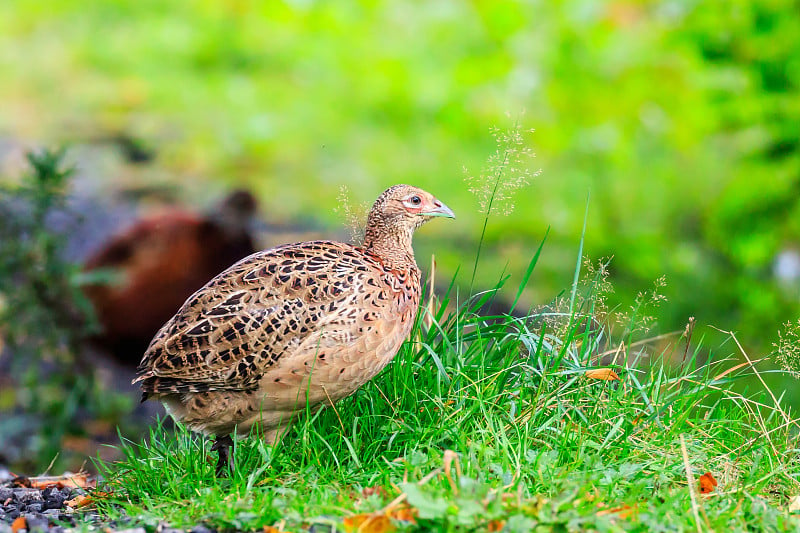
[387,505,417,523]
[698,472,718,494]
[585,368,620,381]
[487,519,506,531]
[342,513,395,533]
[65,494,92,508]
[596,504,636,519]
[29,472,92,490]
[10,476,31,488]
[10,516,26,533]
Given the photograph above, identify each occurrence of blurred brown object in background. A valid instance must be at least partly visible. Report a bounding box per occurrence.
[82,190,260,365]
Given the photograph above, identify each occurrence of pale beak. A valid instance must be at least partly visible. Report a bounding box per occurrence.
[423,199,455,219]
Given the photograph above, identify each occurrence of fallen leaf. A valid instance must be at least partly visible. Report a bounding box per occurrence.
[29,472,92,490]
[65,494,92,508]
[10,516,26,533]
[387,505,417,523]
[487,519,506,531]
[10,476,31,488]
[698,472,718,494]
[343,513,395,533]
[597,504,636,519]
[788,494,800,513]
[585,369,620,381]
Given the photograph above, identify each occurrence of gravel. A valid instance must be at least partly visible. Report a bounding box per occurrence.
[0,482,80,531]
[1,475,222,533]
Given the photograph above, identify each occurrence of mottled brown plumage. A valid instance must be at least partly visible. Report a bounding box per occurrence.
[134,185,454,474]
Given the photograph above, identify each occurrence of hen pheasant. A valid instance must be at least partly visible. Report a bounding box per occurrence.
[134,185,454,475]
[83,190,259,365]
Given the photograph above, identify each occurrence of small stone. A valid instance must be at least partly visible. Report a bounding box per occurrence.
[24,514,49,532]
[0,488,13,501]
[26,502,43,513]
[6,509,19,520]
[15,489,43,503]
[190,526,214,533]
[114,528,147,533]
[0,523,12,533]
[44,494,65,510]
[43,509,60,516]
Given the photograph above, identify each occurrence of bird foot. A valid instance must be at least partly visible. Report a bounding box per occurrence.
[211,435,235,477]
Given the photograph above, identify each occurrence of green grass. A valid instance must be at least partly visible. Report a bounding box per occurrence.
[89,258,800,531]
[3,1,800,351]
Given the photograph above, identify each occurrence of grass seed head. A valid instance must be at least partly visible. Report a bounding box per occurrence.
[463,120,541,217]
[774,318,800,378]
[334,184,369,245]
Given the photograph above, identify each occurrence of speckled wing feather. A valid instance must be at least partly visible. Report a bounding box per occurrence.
[134,240,397,395]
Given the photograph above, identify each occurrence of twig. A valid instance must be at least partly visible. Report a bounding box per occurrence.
[680,317,696,369]
[680,434,703,533]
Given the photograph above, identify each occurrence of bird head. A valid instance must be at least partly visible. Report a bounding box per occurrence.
[367,184,455,232]
[362,185,454,264]
[212,189,266,235]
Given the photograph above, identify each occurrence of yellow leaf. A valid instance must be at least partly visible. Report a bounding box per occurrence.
[343,513,395,533]
[585,368,620,381]
[387,505,417,523]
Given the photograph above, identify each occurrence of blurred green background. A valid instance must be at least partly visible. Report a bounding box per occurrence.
[1,0,799,353]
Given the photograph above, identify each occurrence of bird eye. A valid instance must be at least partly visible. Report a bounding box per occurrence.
[410,196,421,205]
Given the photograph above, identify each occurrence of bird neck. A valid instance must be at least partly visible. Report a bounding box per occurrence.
[362,223,417,271]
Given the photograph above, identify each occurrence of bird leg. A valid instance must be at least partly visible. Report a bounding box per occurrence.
[211,434,234,477]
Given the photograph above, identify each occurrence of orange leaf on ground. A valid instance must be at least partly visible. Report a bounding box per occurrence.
[29,472,92,490]
[65,494,92,508]
[387,505,417,523]
[585,368,620,381]
[343,513,395,533]
[488,519,506,531]
[10,516,26,533]
[597,504,636,519]
[698,472,718,494]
